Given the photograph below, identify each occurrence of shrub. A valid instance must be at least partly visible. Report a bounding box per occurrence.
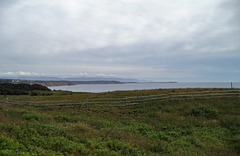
[220,115,240,130]
[0,122,88,155]
[30,91,39,96]
[54,115,78,123]
[21,112,45,121]
[93,148,109,156]
[1,123,20,134]
[191,106,218,119]
[28,122,67,137]
[105,139,144,155]
[0,134,20,150]
[232,135,240,154]
[91,120,114,130]
[149,142,164,153]
[49,136,89,155]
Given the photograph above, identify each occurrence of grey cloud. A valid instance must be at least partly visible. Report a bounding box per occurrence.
[0,0,19,8]
[0,0,239,81]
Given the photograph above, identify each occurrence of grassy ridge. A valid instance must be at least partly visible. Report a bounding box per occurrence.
[0,88,239,155]
[0,83,51,95]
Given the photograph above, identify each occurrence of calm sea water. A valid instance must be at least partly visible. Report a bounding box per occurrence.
[49,82,240,93]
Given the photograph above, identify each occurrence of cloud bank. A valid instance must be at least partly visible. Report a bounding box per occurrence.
[0,0,239,81]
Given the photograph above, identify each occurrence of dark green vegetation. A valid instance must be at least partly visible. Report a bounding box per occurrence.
[0,83,51,95]
[0,88,239,155]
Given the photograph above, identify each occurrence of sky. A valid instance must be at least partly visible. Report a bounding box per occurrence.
[0,0,239,82]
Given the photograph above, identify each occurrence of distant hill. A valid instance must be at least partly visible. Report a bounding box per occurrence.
[0,79,127,87]
[0,83,51,95]
[31,80,123,86]
[1,76,138,82]
[0,76,138,87]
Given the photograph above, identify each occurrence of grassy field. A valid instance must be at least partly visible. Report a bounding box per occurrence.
[0,88,239,155]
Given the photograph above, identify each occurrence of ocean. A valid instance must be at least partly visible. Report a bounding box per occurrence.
[49,82,240,93]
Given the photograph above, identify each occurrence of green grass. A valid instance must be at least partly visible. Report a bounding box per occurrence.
[0,88,239,155]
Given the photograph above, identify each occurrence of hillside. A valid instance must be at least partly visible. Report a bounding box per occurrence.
[0,88,239,155]
[0,79,123,87]
[0,83,51,95]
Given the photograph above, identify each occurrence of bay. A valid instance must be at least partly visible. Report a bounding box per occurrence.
[49,82,240,93]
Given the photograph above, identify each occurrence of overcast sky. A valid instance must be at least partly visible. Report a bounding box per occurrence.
[0,0,239,82]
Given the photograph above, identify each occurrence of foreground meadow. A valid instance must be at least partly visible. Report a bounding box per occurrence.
[0,88,239,155]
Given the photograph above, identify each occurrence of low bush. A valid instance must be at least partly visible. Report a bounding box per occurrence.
[231,135,240,154]
[30,91,52,96]
[0,134,20,151]
[91,120,115,130]
[21,112,45,121]
[54,115,78,123]
[28,122,67,137]
[49,136,90,155]
[191,106,218,119]
[89,138,145,156]
[149,141,165,153]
